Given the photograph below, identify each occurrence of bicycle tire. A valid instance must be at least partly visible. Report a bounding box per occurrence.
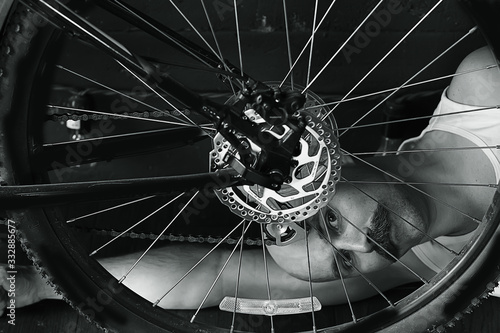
[0,1,499,333]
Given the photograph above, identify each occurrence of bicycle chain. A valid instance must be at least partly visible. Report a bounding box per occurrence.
[80,226,271,246]
[0,219,270,246]
[48,109,176,122]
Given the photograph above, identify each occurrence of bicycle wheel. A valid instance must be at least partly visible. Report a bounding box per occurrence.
[0,0,499,332]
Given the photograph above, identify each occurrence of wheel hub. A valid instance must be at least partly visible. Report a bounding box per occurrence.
[210,87,341,225]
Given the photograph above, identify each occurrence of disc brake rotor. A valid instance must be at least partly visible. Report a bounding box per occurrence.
[210,86,341,224]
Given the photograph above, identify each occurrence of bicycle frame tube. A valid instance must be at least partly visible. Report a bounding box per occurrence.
[0,169,241,209]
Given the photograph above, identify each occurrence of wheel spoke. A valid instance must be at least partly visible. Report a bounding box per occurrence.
[259,224,275,333]
[302,0,384,93]
[341,180,498,188]
[167,0,221,61]
[322,0,445,119]
[306,0,320,88]
[337,104,500,132]
[306,65,498,110]
[233,0,243,77]
[54,65,194,126]
[282,0,294,89]
[189,220,253,323]
[90,192,185,257]
[67,196,156,223]
[338,26,478,137]
[280,0,337,87]
[199,0,237,95]
[349,145,500,157]
[117,62,214,137]
[33,0,144,72]
[118,191,200,283]
[92,0,243,88]
[38,127,209,168]
[304,221,318,333]
[342,149,482,223]
[230,220,248,333]
[93,0,225,69]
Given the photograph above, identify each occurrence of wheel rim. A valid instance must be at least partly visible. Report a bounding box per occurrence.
[2,1,500,332]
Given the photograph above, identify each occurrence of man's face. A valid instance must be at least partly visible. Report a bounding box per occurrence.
[266,172,429,282]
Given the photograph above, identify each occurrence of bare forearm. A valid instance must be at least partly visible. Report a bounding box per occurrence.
[98,244,228,309]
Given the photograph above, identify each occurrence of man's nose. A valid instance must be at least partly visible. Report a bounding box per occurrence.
[331,224,373,253]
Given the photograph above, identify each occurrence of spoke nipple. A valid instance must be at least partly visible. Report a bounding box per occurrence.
[118,276,126,284]
[89,250,96,257]
[190,315,196,323]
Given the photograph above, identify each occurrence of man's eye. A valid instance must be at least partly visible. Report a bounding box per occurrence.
[341,250,353,269]
[326,210,339,230]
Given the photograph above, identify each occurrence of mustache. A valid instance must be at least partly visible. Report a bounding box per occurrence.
[368,204,398,262]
